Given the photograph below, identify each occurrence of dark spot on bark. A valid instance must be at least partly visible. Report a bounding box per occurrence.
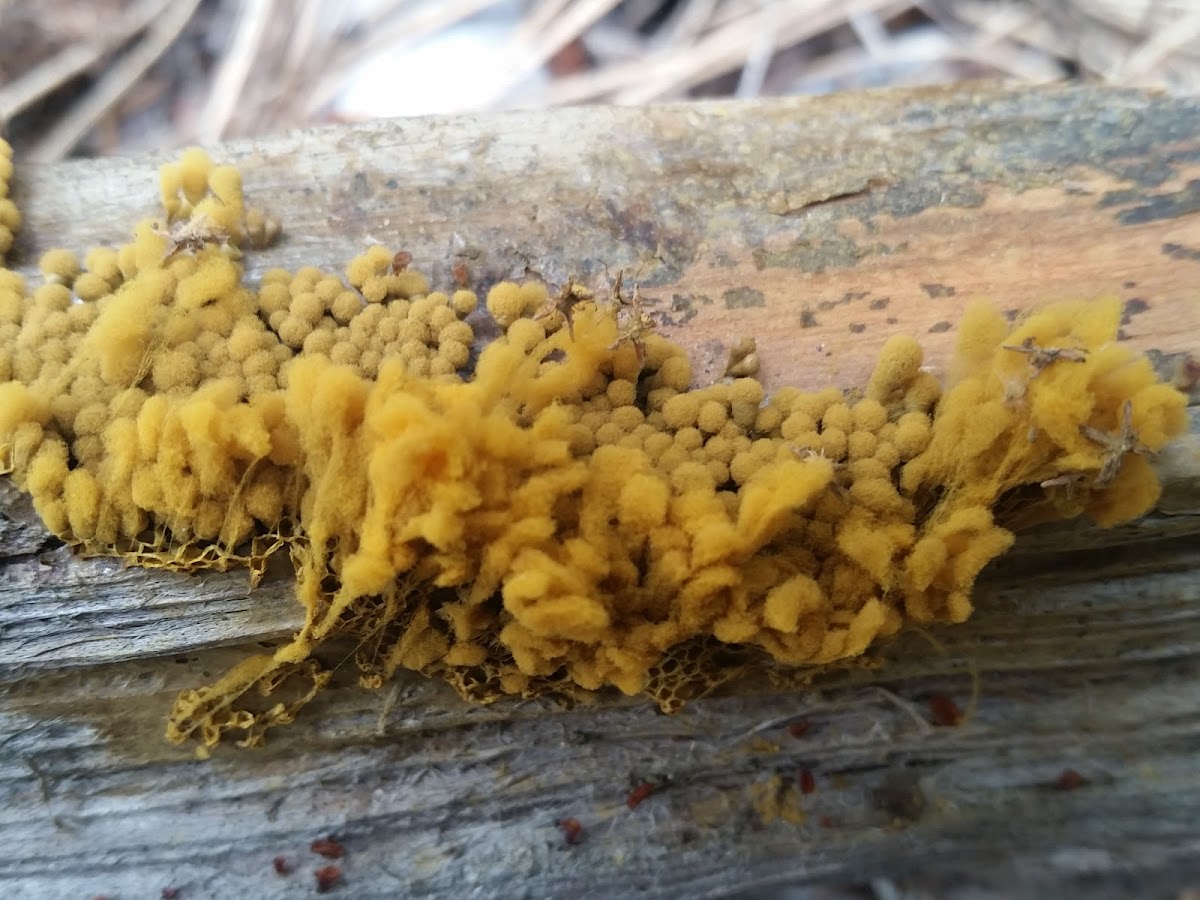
[385,178,398,189]
[1121,297,1149,325]
[1167,147,1200,165]
[350,171,370,199]
[800,306,818,328]
[872,771,927,823]
[927,321,952,333]
[886,317,898,324]
[904,107,936,126]
[668,293,699,325]
[920,283,955,298]
[712,251,738,268]
[639,261,684,288]
[887,181,986,218]
[599,200,691,285]
[1109,160,1177,188]
[849,323,866,334]
[39,535,65,552]
[1098,187,1143,208]
[1123,280,1137,288]
[869,297,890,310]
[752,236,862,273]
[1051,769,1090,791]
[1003,308,1020,321]
[817,295,853,312]
[696,293,714,305]
[1116,179,1200,225]
[724,287,765,309]
[1162,242,1200,262]
[1118,328,1130,341]
[842,291,869,302]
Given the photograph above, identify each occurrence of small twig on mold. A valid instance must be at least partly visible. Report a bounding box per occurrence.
[534,277,587,339]
[155,214,233,260]
[1002,337,1088,372]
[608,276,655,369]
[1080,399,1149,486]
[1040,472,1090,490]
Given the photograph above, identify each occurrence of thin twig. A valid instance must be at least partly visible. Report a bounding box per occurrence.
[1116,9,1200,80]
[615,0,907,105]
[513,0,574,46]
[524,0,903,107]
[0,0,172,124]
[282,0,328,82]
[734,5,777,99]
[654,0,720,48]
[789,5,1061,91]
[263,0,329,129]
[490,0,625,104]
[196,0,276,142]
[29,0,203,161]
[847,4,891,58]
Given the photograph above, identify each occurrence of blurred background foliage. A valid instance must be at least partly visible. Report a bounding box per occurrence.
[0,0,1197,159]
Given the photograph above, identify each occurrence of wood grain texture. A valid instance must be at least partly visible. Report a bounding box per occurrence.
[11,82,1200,392]
[2,83,1200,899]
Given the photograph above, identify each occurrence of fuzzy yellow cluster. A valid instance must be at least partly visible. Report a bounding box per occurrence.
[0,140,15,263]
[0,142,1188,751]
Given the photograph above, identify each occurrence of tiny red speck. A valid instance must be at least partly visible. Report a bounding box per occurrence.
[314,864,343,893]
[819,815,835,828]
[161,889,180,900]
[799,768,816,795]
[929,694,962,727]
[273,856,293,876]
[626,782,656,809]
[311,837,345,859]
[557,817,584,845]
[1055,768,1089,791]
[787,720,811,738]
[452,260,469,288]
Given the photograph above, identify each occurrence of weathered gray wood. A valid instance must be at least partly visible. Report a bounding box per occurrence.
[11,83,1200,393]
[2,84,1200,899]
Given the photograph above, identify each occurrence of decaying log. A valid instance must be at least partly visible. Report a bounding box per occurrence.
[2,83,1199,899]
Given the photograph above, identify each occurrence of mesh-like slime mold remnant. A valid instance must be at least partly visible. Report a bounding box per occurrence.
[0,143,1188,751]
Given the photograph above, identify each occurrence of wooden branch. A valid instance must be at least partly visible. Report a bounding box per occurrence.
[3,84,1200,899]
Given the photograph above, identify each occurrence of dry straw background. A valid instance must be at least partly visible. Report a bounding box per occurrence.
[0,0,1197,160]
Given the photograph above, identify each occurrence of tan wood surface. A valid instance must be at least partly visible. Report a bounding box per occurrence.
[2,83,1200,899]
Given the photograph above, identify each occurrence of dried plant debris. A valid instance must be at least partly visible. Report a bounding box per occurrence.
[5,1,1195,160]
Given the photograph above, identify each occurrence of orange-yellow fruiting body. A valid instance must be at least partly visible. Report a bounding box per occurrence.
[0,142,1188,752]
[0,140,16,262]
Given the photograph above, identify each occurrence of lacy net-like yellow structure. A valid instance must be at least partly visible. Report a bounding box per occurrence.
[0,143,1187,751]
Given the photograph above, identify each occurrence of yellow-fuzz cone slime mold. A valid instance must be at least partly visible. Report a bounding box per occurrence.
[0,141,1187,752]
